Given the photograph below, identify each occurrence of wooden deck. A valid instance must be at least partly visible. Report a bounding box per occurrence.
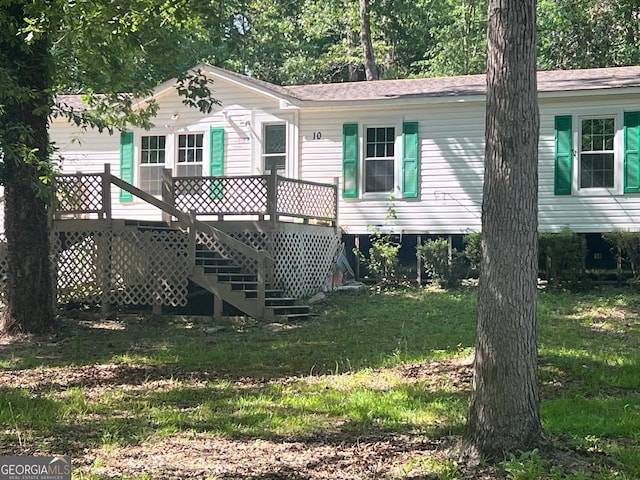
[49,165,341,319]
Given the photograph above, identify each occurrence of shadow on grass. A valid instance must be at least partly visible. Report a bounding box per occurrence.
[2,288,479,377]
[0,376,468,458]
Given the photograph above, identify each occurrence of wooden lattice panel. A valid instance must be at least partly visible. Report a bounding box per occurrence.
[277,179,337,221]
[54,232,102,303]
[53,227,190,307]
[271,230,341,298]
[108,229,190,306]
[55,174,105,216]
[174,177,268,216]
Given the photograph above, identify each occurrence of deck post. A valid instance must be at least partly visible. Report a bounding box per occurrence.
[161,168,174,224]
[257,250,266,317]
[268,165,278,227]
[333,177,339,230]
[354,235,361,281]
[188,210,197,275]
[417,235,422,285]
[103,163,112,221]
[99,230,111,314]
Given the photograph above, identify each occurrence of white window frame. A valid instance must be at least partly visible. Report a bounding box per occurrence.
[262,122,287,175]
[251,112,297,177]
[135,129,211,198]
[175,132,205,177]
[139,134,167,196]
[361,121,402,199]
[570,108,623,196]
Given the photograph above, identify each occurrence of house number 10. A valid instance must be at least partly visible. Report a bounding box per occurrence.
[312,132,322,140]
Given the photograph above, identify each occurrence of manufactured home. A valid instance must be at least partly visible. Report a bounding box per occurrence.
[51,64,640,235]
[51,64,640,255]
[7,64,640,316]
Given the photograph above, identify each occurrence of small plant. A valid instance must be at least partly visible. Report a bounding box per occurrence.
[463,231,482,274]
[500,449,547,480]
[539,228,586,284]
[417,238,466,287]
[602,230,640,280]
[353,196,401,283]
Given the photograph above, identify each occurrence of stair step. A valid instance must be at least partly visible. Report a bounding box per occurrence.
[201,265,243,274]
[228,281,260,290]
[265,297,297,306]
[279,312,317,321]
[267,305,310,315]
[216,273,258,282]
[244,289,284,299]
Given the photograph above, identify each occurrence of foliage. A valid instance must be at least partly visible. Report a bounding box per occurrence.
[463,231,482,273]
[539,228,587,283]
[353,228,401,283]
[602,230,640,280]
[500,449,546,480]
[416,238,465,288]
[537,0,640,70]
[0,0,226,333]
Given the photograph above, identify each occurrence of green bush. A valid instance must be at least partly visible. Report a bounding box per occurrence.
[463,231,482,274]
[353,230,400,283]
[416,238,466,287]
[602,230,640,280]
[538,228,586,283]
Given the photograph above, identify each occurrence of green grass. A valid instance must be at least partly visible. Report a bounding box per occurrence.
[1,286,639,478]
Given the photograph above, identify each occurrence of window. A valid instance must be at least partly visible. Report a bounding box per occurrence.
[177,133,203,177]
[341,122,419,199]
[140,135,166,195]
[262,124,286,173]
[365,126,395,193]
[580,117,615,189]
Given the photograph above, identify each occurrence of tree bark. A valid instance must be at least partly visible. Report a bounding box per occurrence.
[461,0,544,459]
[359,0,379,81]
[1,4,55,333]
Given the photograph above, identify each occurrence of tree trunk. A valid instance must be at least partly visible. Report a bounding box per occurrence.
[461,0,543,459]
[0,4,55,333]
[359,0,379,81]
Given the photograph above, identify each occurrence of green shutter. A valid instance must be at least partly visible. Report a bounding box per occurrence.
[342,123,359,198]
[624,111,640,193]
[119,131,134,202]
[554,115,572,196]
[402,121,419,198]
[209,127,225,199]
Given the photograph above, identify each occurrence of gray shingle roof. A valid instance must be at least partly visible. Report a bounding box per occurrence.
[54,66,640,111]
[282,66,640,102]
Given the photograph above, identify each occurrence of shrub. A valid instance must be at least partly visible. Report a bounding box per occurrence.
[353,229,400,283]
[602,230,640,280]
[463,231,482,274]
[538,228,586,283]
[417,238,466,287]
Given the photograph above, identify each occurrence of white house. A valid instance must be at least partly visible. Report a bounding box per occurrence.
[49,64,640,267]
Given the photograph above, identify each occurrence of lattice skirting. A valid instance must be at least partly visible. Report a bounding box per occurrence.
[52,228,190,307]
[0,224,341,308]
[226,226,342,298]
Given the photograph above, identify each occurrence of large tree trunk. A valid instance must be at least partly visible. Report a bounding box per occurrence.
[359,0,379,80]
[461,0,543,458]
[1,4,55,333]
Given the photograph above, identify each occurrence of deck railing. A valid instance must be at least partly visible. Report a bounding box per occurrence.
[53,164,338,227]
[170,167,338,226]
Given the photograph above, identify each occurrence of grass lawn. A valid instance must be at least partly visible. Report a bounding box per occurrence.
[0,285,639,479]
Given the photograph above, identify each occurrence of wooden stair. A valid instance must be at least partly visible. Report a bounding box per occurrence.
[190,243,314,321]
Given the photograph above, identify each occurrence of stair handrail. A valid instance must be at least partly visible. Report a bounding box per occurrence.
[109,175,274,264]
